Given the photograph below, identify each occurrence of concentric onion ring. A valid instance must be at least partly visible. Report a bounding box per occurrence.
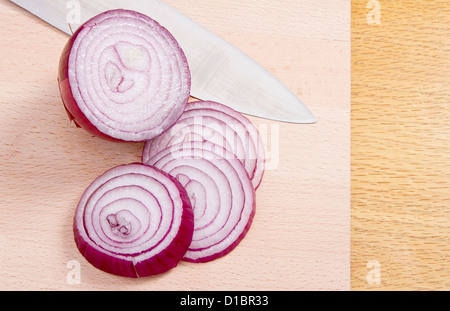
[143,101,265,189]
[73,163,194,277]
[58,9,191,142]
[145,141,256,263]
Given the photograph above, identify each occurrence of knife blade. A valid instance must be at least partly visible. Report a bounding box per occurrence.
[11,0,316,123]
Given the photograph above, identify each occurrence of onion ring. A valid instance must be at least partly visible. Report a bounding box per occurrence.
[145,141,256,263]
[143,101,265,189]
[58,9,191,142]
[73,163,194,277]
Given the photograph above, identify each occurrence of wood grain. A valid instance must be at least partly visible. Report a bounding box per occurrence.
[352,0,450,290]
[0,0,350,290]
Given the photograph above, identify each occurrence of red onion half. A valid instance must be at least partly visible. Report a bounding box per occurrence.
[145,141,256,263]
[73,163,194,277]
[142,101,265,189]
[58,9,191,142]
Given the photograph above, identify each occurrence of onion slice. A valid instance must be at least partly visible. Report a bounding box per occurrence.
[73,163,194,277]
[145,141,256,263]
[143,101,265,189]
[58,9,191,142]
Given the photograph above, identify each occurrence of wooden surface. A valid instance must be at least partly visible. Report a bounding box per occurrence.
[352,1,450,290]
[0,1,350,290]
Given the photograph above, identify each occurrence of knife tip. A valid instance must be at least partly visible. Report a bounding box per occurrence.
[289,115,317,124]
[282,106,317,124]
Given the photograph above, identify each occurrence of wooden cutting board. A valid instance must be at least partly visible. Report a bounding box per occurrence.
[352,0,450,290]
[0,0,350,290]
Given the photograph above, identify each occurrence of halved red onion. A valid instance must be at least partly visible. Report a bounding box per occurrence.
[142,101,265,189]
[58,9,191,142]
[145,141,256,263]
[73,163,194,277]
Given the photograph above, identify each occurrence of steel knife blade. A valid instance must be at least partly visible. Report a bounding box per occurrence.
[11,0,316,123]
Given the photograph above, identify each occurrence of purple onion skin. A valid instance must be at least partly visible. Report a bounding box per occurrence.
[73,164,194,278]
[57,23,118,141]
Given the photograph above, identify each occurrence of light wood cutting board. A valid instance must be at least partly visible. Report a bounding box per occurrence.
[352,0,450,290]
[0,0,350,290]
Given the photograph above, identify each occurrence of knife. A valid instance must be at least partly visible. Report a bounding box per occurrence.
[11,0,316,124]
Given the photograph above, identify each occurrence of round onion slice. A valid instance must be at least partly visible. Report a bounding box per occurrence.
[145,141,256,263]
[73,163,194,277]
[58,9,191,142]
[142,101,265,189]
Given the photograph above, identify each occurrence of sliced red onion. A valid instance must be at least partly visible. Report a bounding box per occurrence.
[142,101,265,189]
[58,9,191,142]
[145,141,256,263]
[73,163,194,277]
